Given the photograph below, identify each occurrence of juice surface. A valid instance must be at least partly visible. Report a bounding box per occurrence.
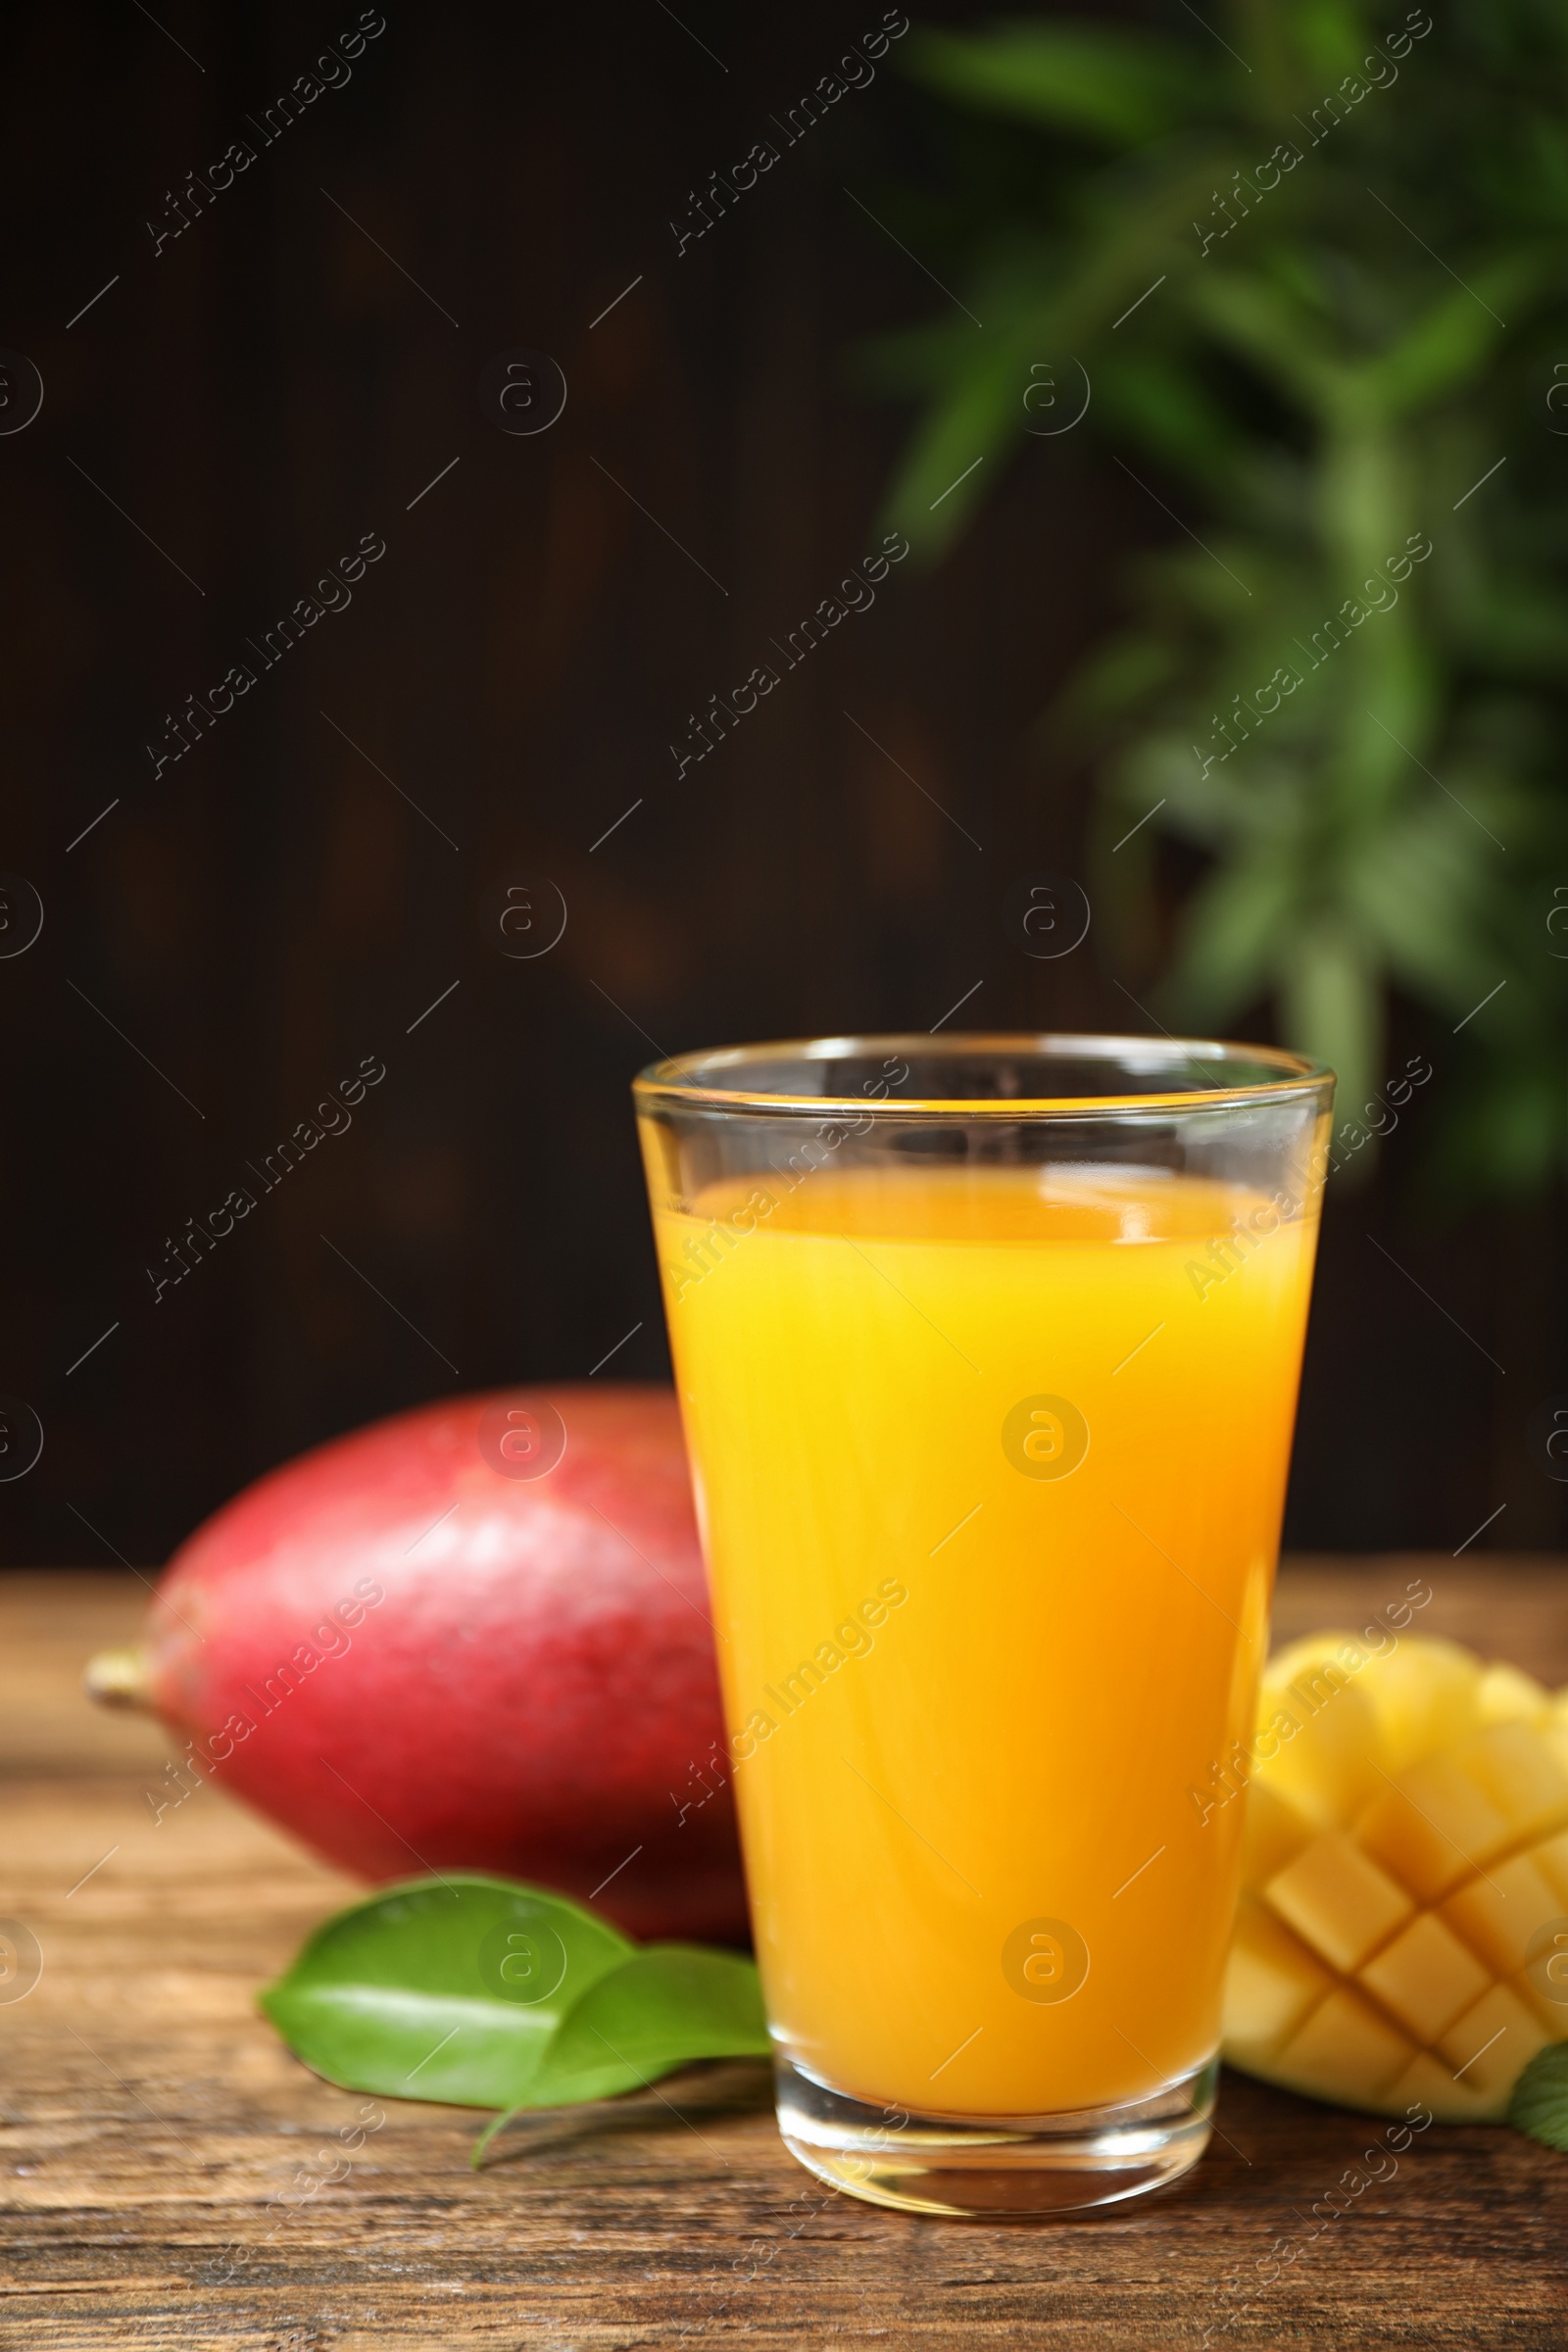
[650,1159,1320,2117]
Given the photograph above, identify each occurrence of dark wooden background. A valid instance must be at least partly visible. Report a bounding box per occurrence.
[0,0,1561,1569]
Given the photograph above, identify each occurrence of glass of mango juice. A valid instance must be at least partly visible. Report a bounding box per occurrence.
[635,1034,1333,2216]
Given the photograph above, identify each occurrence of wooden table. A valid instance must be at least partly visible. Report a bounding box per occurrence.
[5,1562,1568,2350]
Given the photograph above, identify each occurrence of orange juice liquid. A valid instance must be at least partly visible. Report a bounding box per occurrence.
[650,1160,1320,2117]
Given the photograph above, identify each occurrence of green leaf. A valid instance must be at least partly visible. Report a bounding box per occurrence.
[1169,849,1302,1023]
[870,0,1568,1209]
[1508,2040,1568,2150]
[1094,349,1239,481]
[527,1945,769,2100]
[883,341,1034,558]
[260,1872,772,2170]
[908,25,1216,148]
[1184,270,1354,418]
[259,1874,633,2109]
[1341,811,1497,1015]
[1364,281,1520,421]
[1278,918,1378,1142]
[471,1946,771,2163]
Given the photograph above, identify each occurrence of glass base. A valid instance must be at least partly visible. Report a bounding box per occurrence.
[775,2054,1216,2218]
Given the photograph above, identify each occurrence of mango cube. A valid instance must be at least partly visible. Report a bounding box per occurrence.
[1477,1662,1551,1729]
[1252,1668,1381,1830]
[1436,1983,1550,2105]
[1517,1949,1568,2032]
[1223,1894,1334,2065]
[1455,1722,1568,1849]
[1242,1775,1314,1886]
[1355,1752,1510,1903]
[1388,2050,1502,2126]
[1530,1826,1568,1910]
[1441,1851,1561,1978]
[1357,1912,1490,2044]
[1348,1637,1483,1772]
[1272,1984,1414,2108]
[1224,1633,1568,2122]
[1264,1832,1413,1974]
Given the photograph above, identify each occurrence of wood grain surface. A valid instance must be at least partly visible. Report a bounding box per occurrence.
[4,1564,1568,2350]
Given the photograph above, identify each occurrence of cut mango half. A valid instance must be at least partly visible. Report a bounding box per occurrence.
[1223,1632,1568,2120]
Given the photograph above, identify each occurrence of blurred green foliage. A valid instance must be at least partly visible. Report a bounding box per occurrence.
[873,0,1568,1191]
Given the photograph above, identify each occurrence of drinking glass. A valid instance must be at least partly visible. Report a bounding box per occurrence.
[634,1034,1333,2216]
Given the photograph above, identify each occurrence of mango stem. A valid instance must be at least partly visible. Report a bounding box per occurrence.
[83,1647,153,1709]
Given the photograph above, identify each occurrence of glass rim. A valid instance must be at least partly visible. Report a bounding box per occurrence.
[633,1031,1335,1119]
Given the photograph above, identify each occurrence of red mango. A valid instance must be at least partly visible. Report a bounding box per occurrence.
[94,1386,747,1941]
